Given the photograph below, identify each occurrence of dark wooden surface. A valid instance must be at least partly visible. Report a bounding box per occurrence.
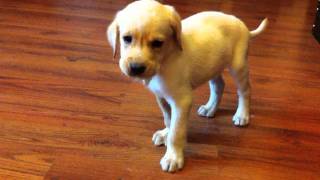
[0,0,319,179]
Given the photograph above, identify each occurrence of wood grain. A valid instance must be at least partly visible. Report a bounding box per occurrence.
[0,0,319,179]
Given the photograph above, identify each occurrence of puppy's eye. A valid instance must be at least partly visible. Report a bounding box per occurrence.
[151,40,164,48]
[123,36,132,44]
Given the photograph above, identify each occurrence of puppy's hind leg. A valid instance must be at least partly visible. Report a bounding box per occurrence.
[152,96,170,146]
[198,75,225,118]
[229,43,250,127]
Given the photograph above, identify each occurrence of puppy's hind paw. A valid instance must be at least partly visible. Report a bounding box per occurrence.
[232,115,249,127]
[152,128,168,146]
[197,105,214,118]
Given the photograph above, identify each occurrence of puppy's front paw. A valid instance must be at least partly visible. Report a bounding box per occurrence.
[160,151,184,173]
[197,105,215,118]
[152,128,168,146]
[232,114,249,127]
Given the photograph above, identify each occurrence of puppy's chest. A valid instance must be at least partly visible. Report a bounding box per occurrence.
[147,76,169,97]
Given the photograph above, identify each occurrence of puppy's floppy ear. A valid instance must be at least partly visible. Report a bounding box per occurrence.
[165,5,183,51]
[107,15,120,59]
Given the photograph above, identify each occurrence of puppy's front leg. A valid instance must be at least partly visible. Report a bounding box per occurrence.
[160,94,192,173]
[152,97,170,146]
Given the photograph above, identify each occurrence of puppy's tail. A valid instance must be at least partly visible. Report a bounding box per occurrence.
[250,18,268,38]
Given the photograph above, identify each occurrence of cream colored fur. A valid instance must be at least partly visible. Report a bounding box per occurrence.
[107,0,267,173]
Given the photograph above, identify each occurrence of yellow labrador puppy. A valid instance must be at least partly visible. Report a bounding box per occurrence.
[107,0,267,173]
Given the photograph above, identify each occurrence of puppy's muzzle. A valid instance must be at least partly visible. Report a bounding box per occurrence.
[129,62,146,76]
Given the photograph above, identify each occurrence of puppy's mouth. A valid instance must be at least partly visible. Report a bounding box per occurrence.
[129,66,156,79]
[120,60,157,79]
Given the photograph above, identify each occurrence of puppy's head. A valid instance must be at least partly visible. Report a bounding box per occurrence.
[107,0,182,79]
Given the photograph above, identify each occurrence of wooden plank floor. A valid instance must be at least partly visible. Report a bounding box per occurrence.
[0,0,319,179]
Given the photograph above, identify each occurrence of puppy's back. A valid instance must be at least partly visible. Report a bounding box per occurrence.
[182,11,250,42]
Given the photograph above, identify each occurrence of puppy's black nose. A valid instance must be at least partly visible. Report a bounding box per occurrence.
[129,63,146,76]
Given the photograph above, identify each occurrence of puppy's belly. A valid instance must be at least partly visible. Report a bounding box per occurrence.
[190,62,227,88]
